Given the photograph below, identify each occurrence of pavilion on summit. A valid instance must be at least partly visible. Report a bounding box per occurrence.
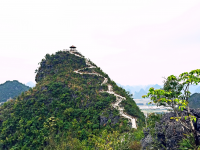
[70,45,76,51]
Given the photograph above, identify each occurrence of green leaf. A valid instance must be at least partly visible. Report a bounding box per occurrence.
[142,95,145,98]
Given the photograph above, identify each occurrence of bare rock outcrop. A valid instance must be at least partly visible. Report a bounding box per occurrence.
[141,108,200,150]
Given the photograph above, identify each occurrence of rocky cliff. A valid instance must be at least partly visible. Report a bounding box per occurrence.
[141,108,200,149]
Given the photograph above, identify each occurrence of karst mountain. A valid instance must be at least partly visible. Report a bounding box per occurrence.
[0,80,30,103]
[0,48,145,149]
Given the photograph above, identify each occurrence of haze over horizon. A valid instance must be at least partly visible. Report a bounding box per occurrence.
[1,0,200,86]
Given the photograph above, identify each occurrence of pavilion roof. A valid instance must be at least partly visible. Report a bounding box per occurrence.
[70,45,76,48]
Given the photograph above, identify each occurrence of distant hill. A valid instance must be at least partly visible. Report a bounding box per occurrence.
[134,84,163,99]
[134,88,147,99]
[117,84,163,99]
[26,81,36,87]
[144,84,162,92]
[118,83,200,99]
[188,93,200,109]
[0,80,30,102]
[117,83,200,99]
[117,83,145,93]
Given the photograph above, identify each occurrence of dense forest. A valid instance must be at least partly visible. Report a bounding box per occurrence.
[0,50,145,149]
[0,80,30,103]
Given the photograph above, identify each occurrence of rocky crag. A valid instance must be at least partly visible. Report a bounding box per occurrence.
[141,108,200,149]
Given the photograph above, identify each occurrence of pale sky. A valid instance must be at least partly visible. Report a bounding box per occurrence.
[0,0,200,86]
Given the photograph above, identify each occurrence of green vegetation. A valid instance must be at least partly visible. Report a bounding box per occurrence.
[43,128,144,150]
[178,133,199,150]
[2,51,200,149]
[0,50,145,149]
[143,69,200,149]
[0,80,30,103]
[145,113,164,129]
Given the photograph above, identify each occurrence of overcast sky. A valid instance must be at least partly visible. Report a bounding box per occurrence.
[0,0,200,86]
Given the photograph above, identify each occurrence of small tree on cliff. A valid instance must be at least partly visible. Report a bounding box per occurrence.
[142,69,200,147]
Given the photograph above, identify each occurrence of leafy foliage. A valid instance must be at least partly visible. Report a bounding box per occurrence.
[142,69,200,148]
[178,133,200,150]
[146,113,164,129]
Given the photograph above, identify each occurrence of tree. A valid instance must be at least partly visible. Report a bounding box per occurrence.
[142,69,200,147]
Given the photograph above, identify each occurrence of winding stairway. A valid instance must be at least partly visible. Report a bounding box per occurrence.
[69,50,137,129]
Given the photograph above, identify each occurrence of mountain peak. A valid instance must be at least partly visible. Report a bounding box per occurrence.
[0,49,145,149]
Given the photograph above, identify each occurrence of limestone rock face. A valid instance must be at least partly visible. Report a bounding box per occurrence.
[197,118,200,131]
[140,129,153,149]
[190,108,200,118]
[141,108,200,150]
[100,112,120,127]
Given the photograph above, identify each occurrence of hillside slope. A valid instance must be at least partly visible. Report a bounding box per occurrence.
[0,80,30,103]
[188,93,200,109]
[0,49,145,149]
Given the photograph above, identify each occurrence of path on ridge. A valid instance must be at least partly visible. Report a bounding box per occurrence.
[69,50,137,129]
